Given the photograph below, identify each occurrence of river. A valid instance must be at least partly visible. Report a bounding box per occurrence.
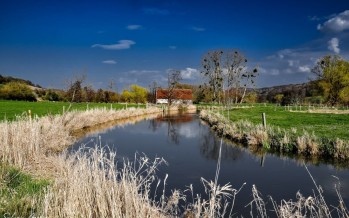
[69,112,349,216]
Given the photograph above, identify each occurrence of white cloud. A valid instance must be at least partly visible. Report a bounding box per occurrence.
[126,25,142,30]
[191,26,206,32]
[180,68,199,79]
[142,7,169,15]
[328,37,340,54]
[102,60,117,64]
[298,65,311,73]
[317,10,349,32]
[270,69,280,75]
[92,40,135,50]
[169,46,177,49]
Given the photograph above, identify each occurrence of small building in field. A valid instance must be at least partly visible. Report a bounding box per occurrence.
[156,89,193,104]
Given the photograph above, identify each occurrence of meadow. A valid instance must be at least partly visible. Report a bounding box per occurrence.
[0,100,145,121]
[219,104,349,141]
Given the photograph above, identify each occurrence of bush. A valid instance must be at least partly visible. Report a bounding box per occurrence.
[44,90,62,101]
[0,82,37,101]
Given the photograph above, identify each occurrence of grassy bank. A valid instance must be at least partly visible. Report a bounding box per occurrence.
[217,104,349,141]
[0,100,145,121]
[0,164,49,217]
[200,108,349,161]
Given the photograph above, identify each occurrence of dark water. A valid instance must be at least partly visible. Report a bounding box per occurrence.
[70,113,349,216]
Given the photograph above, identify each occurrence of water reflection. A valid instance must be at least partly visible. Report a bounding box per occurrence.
[200,130,244,161]
[150,114,194,144]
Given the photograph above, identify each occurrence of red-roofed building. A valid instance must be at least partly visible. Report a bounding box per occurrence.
[156,89,193,104]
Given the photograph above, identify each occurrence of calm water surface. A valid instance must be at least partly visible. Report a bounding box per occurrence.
[70,113,349,216]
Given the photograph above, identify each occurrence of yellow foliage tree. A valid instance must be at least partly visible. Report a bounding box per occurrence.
[312,55,349,105]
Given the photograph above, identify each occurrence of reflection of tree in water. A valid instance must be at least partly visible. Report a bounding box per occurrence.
[200,132,244,161]
[148,119,161,132]
[167,117,179,144]
[149,114,194,145]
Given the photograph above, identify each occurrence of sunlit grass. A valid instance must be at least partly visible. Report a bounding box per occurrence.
[0,100,145,121]
[219,104,349,141]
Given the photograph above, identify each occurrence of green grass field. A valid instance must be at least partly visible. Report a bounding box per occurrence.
[0,100,145,121]
[217,104,349,141]
[0,164,49,217]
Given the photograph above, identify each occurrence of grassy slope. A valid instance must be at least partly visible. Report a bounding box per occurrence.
[221,104,349,141]
[0,100,145,121]
[0,165,49,217]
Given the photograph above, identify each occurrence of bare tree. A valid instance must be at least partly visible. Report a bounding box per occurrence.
[148,81,159,103]
[239,67,258,103]
[225,50,247,104]
[201,49,258,104]
[202,51,224,103]
[166,70,182,107]
[66,75,86,102]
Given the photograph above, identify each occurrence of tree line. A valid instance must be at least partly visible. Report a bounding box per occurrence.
[1,52,348,106]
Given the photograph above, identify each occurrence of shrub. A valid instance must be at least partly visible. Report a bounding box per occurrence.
[0,82,36,101]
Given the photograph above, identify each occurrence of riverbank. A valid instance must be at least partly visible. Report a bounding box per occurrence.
[0,106,167,216]
[1,105,348,217]
[199,109,349,161]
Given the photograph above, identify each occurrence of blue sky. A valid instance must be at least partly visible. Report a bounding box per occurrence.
[1,0,349,90]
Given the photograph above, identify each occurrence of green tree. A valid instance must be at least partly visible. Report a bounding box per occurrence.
[44,89,62,101]
[312,55,349,105]
[130,85,147,103]
[121,90,133,103]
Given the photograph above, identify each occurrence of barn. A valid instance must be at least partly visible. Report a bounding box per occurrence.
[156,89,193,104]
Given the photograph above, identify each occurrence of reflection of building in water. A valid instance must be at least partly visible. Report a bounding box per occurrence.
[155,114,193,124]
[149,114,194,145]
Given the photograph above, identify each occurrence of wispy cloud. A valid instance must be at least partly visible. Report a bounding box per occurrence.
[92,40,135,50]
[328,37,340,54]
[126,25,142,30]
[102,60,117,64]
[169,45,177,49]
[191,26,206,32]
[317,10,349,32]
[142,7,169,15]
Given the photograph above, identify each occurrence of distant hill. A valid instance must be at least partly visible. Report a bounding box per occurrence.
[255,82,312,103]
[0,74,42,88]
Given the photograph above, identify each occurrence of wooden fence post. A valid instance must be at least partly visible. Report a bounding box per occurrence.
[262,112,266,129]
[28,110,32,122]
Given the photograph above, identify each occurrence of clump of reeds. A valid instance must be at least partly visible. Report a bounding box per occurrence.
[249,165,349,217]
[41,146,168,217]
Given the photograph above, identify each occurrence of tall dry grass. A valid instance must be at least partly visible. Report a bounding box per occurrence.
[41,146,167,217]
[249,165,349,218]
[38,138,244,217]
[0,107,162,174]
